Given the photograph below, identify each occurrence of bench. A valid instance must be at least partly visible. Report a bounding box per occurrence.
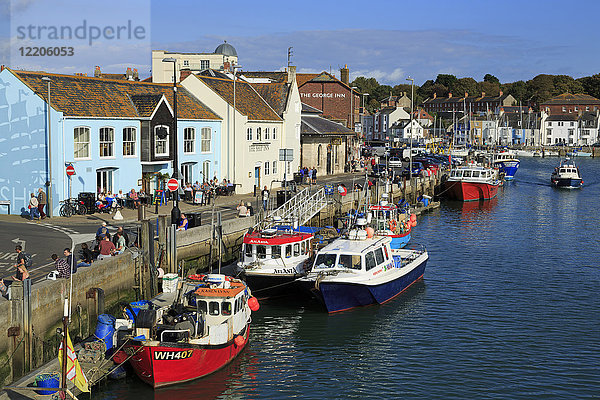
[0,200,10,214]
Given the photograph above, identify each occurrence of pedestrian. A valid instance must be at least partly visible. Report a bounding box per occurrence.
[308,167,313,184]
[13,245,31,281]
[236,201,247,217]
[312,167,317,184]
[247,202,254,217]
[51,254,70,279]
[28,193,40,220]
[299,167,305,184]
[63,247,76,274]
[78,243,94,267]
[261,186,269,211]
[177,214,188,231]
[37,188,47,219]
[98,235,116,259]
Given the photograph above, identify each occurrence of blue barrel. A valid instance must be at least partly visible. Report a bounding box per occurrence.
[95,314,116,351]
[34,372,60,395]
[125,300,152,320]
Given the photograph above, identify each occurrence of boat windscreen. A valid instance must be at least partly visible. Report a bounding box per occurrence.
[337,254,362,270]
[314,253,337,269]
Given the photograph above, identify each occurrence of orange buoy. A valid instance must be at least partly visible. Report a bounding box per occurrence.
[365,227,375,238]
[248,296,260,311]
[410,220,417,227]
[409,213,416,222]
[234,335,245,347]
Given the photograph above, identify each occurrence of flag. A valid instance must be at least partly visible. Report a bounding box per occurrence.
[58,328,90,393]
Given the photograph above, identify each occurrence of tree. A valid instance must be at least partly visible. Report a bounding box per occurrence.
[435,74,458,89]
[503,80,527,103]
[577,74,600,100]
[477,81,500,97]
[454,77,478,97]
[483,74,500,84]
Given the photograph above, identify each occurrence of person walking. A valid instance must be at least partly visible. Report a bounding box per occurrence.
[37,188,47,219]
[261,186,269,211]
[13,245,30,281]
[28,193,40,220]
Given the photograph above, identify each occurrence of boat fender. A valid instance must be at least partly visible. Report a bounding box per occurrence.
[409,214,416,223]
[388,220,397,232]
[234,334,245,347]
[188,274,206,281]
[248,297,260,312]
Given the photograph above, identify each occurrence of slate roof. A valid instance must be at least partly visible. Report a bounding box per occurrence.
[250,82,291,116]
[542,93,600,105]
[241,71,288,83]
[301,115,354,136]
[196,74,282,121]
[546,114,579,122]
[12,69,219,120]
[302,102,322,114]
[296,73,320,87]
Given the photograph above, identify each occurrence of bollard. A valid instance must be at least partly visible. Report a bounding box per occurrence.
[138,205,146,221]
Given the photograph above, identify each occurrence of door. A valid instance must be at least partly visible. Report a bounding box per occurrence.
[96,169,113,194]
[254,166,260,188]
[181,163,193,185]
[326,146,332,174]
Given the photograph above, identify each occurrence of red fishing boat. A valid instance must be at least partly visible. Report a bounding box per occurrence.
[444,165,501,201]
[123,274,258,388]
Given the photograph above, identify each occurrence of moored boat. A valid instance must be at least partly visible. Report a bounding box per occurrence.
[493,152,520,180]
[123,274,257,388]
[444,165,501,201]
[551,158,583,189]
[367,199,412,249]
[297,233,428,313]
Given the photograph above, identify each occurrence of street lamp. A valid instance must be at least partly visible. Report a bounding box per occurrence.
[406,77,414,203]
[42,77,53,217]
[350,86,358,165]
[162,57,180,224]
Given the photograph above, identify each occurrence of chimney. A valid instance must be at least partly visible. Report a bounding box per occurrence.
[223,61,231,73]
[340,64,349,85]
[94,66,101,78]
[433,93,437,99]
[0,65,4,72]
[133,68,139,81]
[180,70,192,80]
[465,92,468,98]
[448,92,452,98]
[126,67,133,80]
[481,92,485,98]
[287,65,296,84]
[499,90,503,96]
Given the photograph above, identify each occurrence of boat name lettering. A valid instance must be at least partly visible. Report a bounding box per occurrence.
[197,288,231,294]
[153,350,194,360]
[273,268,295,274]
[248,239,270,244]
[372,269,382,276]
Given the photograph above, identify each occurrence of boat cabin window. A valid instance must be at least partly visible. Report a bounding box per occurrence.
[257,245,267,259]
[245,244,252,258]
[383,245,389,260]
[314,253,336,269]
[294,243,300,257]
[337,254,362,270]
[365,251,376,271]
[463,170,472,177]
[209,301,220,316]
[375,248,385,265]
[198,300,208,314]
[285,245,292,258]
[272,245,281,259]
[472,171,480,178]
[221,301,232,316]
[301,241,306,255]
[456,170,463,177]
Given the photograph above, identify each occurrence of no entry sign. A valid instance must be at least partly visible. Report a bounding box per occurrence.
[66,165,75,176]
[167,178,179,192]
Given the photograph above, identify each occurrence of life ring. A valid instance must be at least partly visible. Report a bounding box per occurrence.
[389,220,397,232]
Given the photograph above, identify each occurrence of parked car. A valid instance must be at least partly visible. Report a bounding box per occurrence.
[401,161,424,177]
[388,157,403,168]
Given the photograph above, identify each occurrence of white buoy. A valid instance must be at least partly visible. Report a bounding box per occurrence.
[113,210,123,220]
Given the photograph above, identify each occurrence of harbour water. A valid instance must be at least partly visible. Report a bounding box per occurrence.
[95,157,600,399]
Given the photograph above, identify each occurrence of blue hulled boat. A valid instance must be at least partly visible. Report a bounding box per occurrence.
[493,152,520,180]
[298,233,428,313]
[551,158,583,189]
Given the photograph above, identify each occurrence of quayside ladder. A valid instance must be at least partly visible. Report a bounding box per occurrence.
[255,187,328,231]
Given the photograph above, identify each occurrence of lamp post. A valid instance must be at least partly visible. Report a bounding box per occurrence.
[162,57,180,224]
[232,65,242,186]
[406,77,414,204]
[42,77,53,217]
[350,86,358,164]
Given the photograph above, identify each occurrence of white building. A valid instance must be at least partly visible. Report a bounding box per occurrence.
[391,119,424,143]
[374,107,410,141]
[542,112,599,146]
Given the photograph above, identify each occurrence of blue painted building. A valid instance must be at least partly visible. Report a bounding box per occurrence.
[0,68,221,215]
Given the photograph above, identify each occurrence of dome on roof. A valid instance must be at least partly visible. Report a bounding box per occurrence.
[214,41,237,57]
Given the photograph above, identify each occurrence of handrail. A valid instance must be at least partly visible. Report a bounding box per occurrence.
[255,186,328,231]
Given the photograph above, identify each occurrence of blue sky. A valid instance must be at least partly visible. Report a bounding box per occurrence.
[3,0,600,85]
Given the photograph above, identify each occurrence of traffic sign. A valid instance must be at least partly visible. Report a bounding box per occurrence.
[66,165,75,176]
[167,178,179,192]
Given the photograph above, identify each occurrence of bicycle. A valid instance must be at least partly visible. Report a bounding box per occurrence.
[59,198,87,217]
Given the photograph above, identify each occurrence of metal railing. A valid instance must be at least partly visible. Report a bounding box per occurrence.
[255,187,328,231]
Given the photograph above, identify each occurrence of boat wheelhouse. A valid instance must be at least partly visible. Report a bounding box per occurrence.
[551,158,583,189]
[492,152,520,180]
[444,165,501,201]
[368,202,411,249]
[298,235,428,313]
[236,228,314,298]
[124,274,256,388]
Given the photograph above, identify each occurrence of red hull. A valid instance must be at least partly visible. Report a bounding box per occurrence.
[445,181,499,202]
[127,328,249,388]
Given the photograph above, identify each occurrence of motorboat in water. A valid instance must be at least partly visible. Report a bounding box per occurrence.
[444,164,501,201]
[551,158,583,189]
[367,196,412,249]
[492,152,520,180]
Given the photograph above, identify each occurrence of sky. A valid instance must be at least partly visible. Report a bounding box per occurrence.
[3,0,600,86]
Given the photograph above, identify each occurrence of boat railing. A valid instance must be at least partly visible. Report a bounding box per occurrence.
[256,186,328,231]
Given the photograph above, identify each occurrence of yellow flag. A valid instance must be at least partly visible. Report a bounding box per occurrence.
[58,328,90,393]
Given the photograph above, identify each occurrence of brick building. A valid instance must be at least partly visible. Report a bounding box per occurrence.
[422,91,516,114]
[540,93,600,115]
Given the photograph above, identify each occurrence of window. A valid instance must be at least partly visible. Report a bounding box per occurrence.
[200,60,210,69]
[301,241,306,255]
[338,254,362,270]
[123,127,136,156]
[272,246,281,259]
[317,145,322,166]
[182,163,193,185]
[256,127,262,141]
[285,245,292,258]
[99,127,114,157]
[265,127,270,140]
[575,106,578,112]
[570,122,574,127]
[247,128,253,141]
[586,106,590,111]
[203,160,211,181]
[198,300,207,314]
[314,254,336,269]
[293,243,300,257]
[264,161,270,175]
[182,127,195,154]
[221,302,232,316]
[287,162,291,174]
[375,248,385,265]
[155,125,169,156]
[245,244,252,258]
[562,107,566,112]
[257,245,266,259]
[96,169,113,194]
[183,60,189,67]
[201,127,211,152]
[272,161,277,174]
[74,127,90,159]
[273,127,277,140]
[568,129,574,136]
[209,301,220,315]
[365,251,376,271]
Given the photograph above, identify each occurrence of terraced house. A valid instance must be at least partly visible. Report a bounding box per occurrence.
[0,67,220,216]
